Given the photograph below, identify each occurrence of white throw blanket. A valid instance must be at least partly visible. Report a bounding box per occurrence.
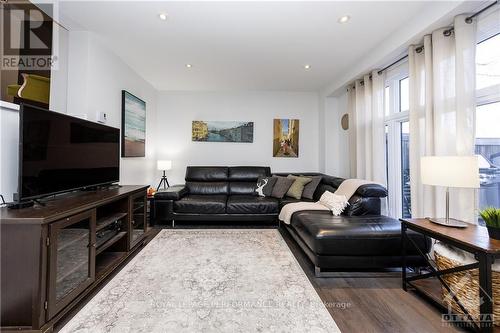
[278,178,377,224]
[334,178,374,198]
[279,202,330,225]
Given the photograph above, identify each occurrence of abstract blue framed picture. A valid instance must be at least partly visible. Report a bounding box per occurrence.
[121,90,146,157]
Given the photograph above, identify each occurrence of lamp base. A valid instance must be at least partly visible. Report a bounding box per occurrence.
[426,218,469,228]
[156,176,170,191]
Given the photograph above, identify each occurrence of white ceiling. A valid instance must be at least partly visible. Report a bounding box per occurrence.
[58,1,447,92]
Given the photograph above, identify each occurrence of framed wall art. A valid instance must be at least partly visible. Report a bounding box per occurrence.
[121,90,146,157]
[192,121,254,143]
[273,119,299,157]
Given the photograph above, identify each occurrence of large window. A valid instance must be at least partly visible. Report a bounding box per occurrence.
[384,64,410,218]
[475,32,500,212]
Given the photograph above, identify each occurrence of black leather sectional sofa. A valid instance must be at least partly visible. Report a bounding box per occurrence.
[155,166,430,275]
[156,166,278,222]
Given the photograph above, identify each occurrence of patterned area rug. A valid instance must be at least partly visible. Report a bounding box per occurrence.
[60,230,340,333]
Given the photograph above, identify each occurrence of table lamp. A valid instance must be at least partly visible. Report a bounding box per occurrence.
[157,160,172,190]
[420,156,479,227]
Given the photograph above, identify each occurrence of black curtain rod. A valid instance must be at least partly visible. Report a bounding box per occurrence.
[376,46,423,75]
[444,0,499,36]
[377,55,407,75]
[467,0,498,21]
[376,1,498,75]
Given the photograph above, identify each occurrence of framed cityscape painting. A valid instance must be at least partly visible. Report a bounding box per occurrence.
[121,90,146,157]
[192,121,254,143]
[273,119,299,157]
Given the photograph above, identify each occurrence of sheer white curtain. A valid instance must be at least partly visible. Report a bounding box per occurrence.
[409,15,477,223]
[347,71,386,185]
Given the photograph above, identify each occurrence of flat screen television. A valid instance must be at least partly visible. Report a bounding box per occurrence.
[18,104,120,201]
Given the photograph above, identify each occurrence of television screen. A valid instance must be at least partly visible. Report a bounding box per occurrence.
[19,104,120,200]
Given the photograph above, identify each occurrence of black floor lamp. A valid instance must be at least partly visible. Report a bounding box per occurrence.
[157,160,172,191]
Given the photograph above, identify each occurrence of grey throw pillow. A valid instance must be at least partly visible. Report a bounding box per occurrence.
[271,176,295,199]
[255,177,277,197]
[301,175,322,199]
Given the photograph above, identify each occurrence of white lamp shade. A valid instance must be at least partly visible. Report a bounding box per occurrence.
[420,156,479,188]
[157,160,172,171]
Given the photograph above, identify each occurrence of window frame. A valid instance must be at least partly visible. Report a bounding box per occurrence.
[475,28,500,213]
[384,61,410,218]
[476,32,500,107]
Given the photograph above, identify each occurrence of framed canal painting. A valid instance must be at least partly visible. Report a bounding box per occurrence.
[192,121,254,143]
[121,90,146,157]
[273,119,299,157]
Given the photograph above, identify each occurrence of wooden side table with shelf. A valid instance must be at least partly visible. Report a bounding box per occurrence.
[401,218,500,333]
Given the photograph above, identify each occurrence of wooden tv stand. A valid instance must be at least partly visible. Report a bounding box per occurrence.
[0,185,151,332]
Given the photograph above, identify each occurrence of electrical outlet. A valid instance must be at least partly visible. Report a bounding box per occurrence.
[97,111,107,124]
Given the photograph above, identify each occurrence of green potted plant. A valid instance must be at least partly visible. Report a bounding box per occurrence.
[479,207,500,240]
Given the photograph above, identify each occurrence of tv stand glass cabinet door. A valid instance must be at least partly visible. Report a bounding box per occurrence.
[130,192,147,249]
[47,210,96,319]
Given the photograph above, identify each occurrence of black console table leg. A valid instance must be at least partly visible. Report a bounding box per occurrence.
[478,253,494,332]
[401,222,407,291]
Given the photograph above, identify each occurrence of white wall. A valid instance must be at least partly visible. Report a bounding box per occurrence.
[324,94,350,178]
[65,31,158,187]
[0,102,20,201]
[49,23,69,114]
[317,96,326,173]
[156,91,320,185]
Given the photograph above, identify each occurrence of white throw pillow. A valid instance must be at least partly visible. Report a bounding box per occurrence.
[318,191,349,216]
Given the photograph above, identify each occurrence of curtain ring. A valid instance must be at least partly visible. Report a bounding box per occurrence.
[465,17,473,24]
[443,28,453,37]
[416,46,424,53]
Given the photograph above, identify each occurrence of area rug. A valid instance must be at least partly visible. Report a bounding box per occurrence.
[59,230,340,333]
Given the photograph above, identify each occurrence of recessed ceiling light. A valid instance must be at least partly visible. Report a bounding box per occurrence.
[304,64,311,70]
[185,64,192,68]
[338,15,350,24]
[159,13,167,21]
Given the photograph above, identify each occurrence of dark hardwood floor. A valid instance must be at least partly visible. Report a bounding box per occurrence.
[277,227,465,333]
